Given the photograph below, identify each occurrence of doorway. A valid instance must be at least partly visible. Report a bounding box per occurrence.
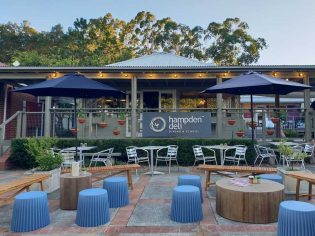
[143,91,159,110]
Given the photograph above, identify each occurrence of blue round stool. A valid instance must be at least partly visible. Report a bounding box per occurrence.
[278,201,315,236]
[76,188,110,227]
[259,174,283,184]
[178,175,203,202]
[170,185,203,223]
[11,191,50,232]
[103,177,129,208]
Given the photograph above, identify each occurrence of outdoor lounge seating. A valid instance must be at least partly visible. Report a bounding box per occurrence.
[254,145,278,166]
[89,148,114,167]
[11,191,50,232]
[0,174,51,205]
[61,164,141,189]
[193,145,217,165]
[76,188,110,227]
[170,185,203,223]
[223,145,248,166]
[284,145,306,169]
[278,201,315,236]
[178,175,203,202]
[59,149,76,169]
[155,145,179,174]
[103,176,129,208]
[258,173,283,184]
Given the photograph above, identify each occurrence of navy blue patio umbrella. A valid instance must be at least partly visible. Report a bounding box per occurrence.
[13,73,124,159]
[201,71,312,142]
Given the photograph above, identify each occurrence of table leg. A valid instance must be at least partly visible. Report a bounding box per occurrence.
[296,179,301,201]
[220,149,224,165]
[151,150,154,176]
[309,182,312,200]
[127,170,133,190]
[205,170,210,191]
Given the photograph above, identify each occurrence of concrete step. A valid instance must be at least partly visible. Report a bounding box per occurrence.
[0,147,13,170]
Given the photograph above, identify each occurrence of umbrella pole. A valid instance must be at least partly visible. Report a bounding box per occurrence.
[74,97,78,162]
[250,94,254,144]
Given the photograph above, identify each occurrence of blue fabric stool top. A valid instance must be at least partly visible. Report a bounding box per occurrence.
[170,185,203,223]
[278,201,315,236]
[178,175,203,202]
[76,188,110,227]
[259,174,283,184]
[11,191,50,232]
[103,176,129,208]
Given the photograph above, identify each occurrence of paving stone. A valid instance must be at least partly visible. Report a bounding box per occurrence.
[141,185,173,199]
[128,202,197,226]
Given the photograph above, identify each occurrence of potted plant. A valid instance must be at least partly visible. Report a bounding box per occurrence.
[77,109,86,124]
[266,128,275,136]
[236,129,245,137]
[227,119,236,125]
[117,112,126,125]
[271,112,280,124]
[98,113,108,128]
[112,127,120,136]
[24,138,63,193]
[81,167,88,175]
[246,121,257,128]
[70,127,79,135]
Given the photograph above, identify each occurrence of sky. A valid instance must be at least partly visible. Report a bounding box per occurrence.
[1,0,315,65]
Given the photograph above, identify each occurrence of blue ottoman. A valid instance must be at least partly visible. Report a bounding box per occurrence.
[11,191,50,232]
[103,177,129,208]
[278,201,315,236]
[76,188,110,227]
[170,185,203,223]
[178,175,203,202]
[259,174,283,184]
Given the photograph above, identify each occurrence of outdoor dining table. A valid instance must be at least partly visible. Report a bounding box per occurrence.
[203,145,236,165]
[63,146,96,166]
[140,146,167,176]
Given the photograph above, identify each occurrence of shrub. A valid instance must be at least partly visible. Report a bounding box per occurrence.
[36,151,63,171]
[10,138,257,168]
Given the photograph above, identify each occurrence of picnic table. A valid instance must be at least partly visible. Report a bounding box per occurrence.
[286,172,315,200]
[197,164,278,190]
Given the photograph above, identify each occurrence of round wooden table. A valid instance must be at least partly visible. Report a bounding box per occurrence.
[60,172,92,210]
[216,178,284,223]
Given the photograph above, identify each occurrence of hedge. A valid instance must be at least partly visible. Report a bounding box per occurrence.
[10,138,257,169]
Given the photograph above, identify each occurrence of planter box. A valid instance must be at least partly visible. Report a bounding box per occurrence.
[24,167,61,193]
[278,167,313,194]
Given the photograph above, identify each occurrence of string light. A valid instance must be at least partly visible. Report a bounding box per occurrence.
[272,72,277,77]
[99,72,104,78]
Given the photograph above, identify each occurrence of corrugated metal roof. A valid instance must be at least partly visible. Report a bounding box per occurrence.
[106,52,212,67]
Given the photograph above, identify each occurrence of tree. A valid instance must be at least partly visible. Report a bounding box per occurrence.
[204,18,267,65]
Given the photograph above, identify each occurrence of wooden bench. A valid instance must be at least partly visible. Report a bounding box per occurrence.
[0,174,51,205]
[62,164,141,189]
[286,172,315,200]
[197,164,278,190]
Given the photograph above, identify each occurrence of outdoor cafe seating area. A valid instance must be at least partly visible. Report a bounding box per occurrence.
[1,141,315,235]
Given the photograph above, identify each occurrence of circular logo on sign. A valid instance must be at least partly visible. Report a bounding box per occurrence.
[149,117,166,132]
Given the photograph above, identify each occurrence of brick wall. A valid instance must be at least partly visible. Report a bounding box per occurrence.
[5,86,37,139]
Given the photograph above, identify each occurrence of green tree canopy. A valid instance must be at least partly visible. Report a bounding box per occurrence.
[0,13,267,66]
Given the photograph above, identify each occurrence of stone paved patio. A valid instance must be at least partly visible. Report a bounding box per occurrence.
[1,165,313,236]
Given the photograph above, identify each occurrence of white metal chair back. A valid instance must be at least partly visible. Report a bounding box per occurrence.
[304,144,314,155]
[126,146,138,162]
[193,145,204,159]
[235,146,247,157]
[167,145,178,159]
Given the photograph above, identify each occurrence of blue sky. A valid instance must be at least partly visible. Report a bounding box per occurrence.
[1,0,314,65]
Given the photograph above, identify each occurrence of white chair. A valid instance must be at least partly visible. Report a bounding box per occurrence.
[254,145,278,166]
[223,145,248,166]
[89,148,113,167]
[304,144,315,160]
[59,149,76,169]
[284,145,306,169]
[126,146,150,167]
[193,145,217,165]
[155,145,179,174]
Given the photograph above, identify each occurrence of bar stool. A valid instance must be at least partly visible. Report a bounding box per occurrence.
[259,174,283,184]
[103,176,129,208]
[170,185,203,223]
[11,191,50,232]
[178,175,203,202]
[76,188,110,227]
[278,201,315,236]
